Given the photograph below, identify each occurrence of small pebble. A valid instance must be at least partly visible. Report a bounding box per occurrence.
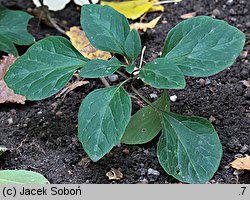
[199,78,205,87]
[212,8,221,17]
[138,178,148,184]
[122,149,130,155]
[209,115,216,123]
[170,95,177,102]
[234,153,243,158]
[233,169,244,176]
[7,118,13,125]
[240,51,248,59]
[229,8,236,15]
[150,94,158,99]
[108,74,119,82]
[143,149,150,155]
[56,111,63,116]
[205,78,211,86]
[106,152,113,158]
[224,165,230,169]
[226,0,234,4]
[147,168,160,176]
[246,22,250,28]
[10,109,16,115]
[239,144,249,153]
[37,111,42,115]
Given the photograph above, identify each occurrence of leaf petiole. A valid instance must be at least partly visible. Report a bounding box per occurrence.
[131,84,161,113]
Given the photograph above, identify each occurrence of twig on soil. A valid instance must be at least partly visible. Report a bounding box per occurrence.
[153,0,182,5]
[15,134,28,151]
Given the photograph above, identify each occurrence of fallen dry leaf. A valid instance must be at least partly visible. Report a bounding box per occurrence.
[240,80,250,88]
[55,79,89,98]
[180,12,196,19]
[130,15,161,32]
[101,0,164,20]
[0,55,26,104]
[78,156,91,169]
[230,155,250,171]
[106,168,123,180]
[66,26,111,60]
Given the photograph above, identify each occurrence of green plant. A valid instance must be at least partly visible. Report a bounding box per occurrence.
[4,5,245,183]
[0,170,49,184]
[0,7,34,56]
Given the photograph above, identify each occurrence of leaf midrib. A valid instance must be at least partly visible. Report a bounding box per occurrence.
[164,114,209,182]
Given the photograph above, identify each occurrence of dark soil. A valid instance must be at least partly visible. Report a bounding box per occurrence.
[0,0,250,184]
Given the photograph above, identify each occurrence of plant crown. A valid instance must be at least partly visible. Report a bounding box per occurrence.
[4,5,245,183]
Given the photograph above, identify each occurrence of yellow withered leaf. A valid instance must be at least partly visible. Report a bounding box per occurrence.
[230,155,250,171]
[130,15,161,32]
[101,0,164,20]
[66,26,111,60]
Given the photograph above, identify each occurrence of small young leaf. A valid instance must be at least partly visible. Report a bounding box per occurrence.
[162,16,245,77]
[79,57,122,78]
[124,29,142,63]
[81,5,130,55]
[0,7,35,55]
[139,58,186,89]
[157,112,222,183]
[126,64,136,74]
[78,86,131,162]
[121,91,170,144]
[4,36,87,100]
[0,170,49,184]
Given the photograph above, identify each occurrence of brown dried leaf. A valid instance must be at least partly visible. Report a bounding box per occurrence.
[66,26,112,60]
[180,12,196,19]
[78,156,91,169]
[106,168,123,180]
[0,55,26,104]
[130,15,161,32]
[55,79,89,98]
[230,155,250,171]
[240,80,250,88]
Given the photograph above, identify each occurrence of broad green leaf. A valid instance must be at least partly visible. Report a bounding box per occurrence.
[4,36,87,101]
[162,16,245,77]
[81,5,130,55]
[121,91,170,144]
[139,58,186,89]
[0,170,49,184]
[124,29,142,63]
[79,57,122,78]
[78,86,131,161]
[157,112,222,183]
[0,7,35,56]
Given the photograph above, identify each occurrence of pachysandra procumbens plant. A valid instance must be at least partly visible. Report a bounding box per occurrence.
[4,5,245,183]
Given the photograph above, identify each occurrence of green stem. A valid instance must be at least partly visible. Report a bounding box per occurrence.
[131,84,160,113]
[119,77,133,87]
[116,70,129,79]
[100,77,110,87]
